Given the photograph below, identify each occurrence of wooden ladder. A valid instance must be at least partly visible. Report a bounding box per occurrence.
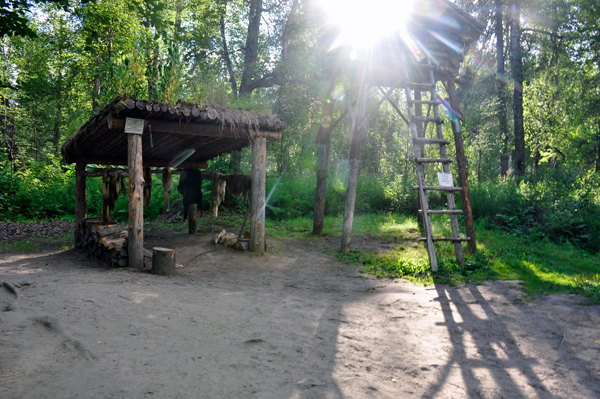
[401,48,470,271]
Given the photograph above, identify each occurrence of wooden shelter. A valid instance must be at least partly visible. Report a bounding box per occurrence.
[313,0,485,268]
[62,97,284,269]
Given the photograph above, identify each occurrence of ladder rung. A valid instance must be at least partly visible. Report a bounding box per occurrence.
[408,100,440,105]
[413,185,463,192]
[418,237,471,242]
[408,83,436,91]
[412,116,444,124]
[415,157,453,163]
[415,138,451,145]
[419,209,464,215]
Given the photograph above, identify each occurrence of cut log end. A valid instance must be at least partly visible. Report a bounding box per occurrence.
[152,247,176,276]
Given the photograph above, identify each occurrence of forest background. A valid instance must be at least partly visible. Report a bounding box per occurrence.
[0,0,599,257]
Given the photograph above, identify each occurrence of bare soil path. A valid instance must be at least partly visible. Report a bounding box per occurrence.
[1,231,599,398]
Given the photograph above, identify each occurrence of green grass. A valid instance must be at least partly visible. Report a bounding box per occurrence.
[0,240,38,252]
[267,214,600,301]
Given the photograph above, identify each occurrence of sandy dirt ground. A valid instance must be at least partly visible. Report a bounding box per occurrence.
[1,231,600,399]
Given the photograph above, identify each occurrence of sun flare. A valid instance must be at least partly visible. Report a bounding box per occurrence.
[321,0,415,48]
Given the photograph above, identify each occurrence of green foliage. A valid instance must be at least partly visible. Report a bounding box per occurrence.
[0,239,38,252]
[471,169,600,253]
[571,274,600,300]
[0,154,75,220]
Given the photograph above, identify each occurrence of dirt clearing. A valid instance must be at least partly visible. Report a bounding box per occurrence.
[1,232,599,398]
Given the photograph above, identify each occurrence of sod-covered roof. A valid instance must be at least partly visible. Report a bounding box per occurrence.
[61,97,285,168]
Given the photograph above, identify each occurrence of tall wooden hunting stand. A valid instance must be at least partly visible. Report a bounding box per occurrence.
[314,0,483,268]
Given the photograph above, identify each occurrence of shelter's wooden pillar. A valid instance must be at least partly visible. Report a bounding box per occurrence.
[341,85,368,254]
[250,137,267,253]
[447,79,477,254]
[75,163,87,225]
[128,132,144,269]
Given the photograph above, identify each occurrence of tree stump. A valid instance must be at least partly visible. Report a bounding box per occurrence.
[152,247,176,276]
[188,204,197,234]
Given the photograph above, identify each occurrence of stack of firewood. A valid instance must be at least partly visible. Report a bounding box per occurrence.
[75,218,130,267]
[212,229,249,251]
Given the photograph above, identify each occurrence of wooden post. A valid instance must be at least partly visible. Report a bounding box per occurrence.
[188,204,197,234]
[75,163,87,225]
[447,79,477,254]
[250,137,267,253]
[128,132,144,269]
[341,85,367,254]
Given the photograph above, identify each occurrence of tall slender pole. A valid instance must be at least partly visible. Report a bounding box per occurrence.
[128,132,144,269]
[250,137,267,253]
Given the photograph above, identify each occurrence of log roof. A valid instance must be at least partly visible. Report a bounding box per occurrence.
[322,0,486,86]
[61,97,285,168]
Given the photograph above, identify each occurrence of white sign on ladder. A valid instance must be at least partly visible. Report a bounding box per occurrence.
[437,172,454,187]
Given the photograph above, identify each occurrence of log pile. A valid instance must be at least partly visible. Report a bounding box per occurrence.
[212,229,250,251]
[75,218,151,268]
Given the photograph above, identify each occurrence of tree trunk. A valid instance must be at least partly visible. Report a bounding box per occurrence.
[341,85,368,254]
[447,79,477,255]
[53,73,63,149]
[510,0,525,177]
[239,0,263,96]
[496,0,510,178]
[596,120,600,173]
[281,0,299,61]
[313,100,335,235]
[250,137,267,253]
[173,0,183,51]
[220,0,238,96]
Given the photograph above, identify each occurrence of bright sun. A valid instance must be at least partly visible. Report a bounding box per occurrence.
[321,0,415,49]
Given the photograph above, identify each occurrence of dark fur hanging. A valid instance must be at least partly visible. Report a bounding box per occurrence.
[177,169,203,221]
[210,172,226,218]
[120,175,126,197]
[223,173,251,204]
[143,167,152,207]
[102,170,121,213]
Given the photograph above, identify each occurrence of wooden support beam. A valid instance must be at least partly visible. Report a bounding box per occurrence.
[341,85,368,254]
[250,137,267,254]
[75,163,87,227]
[108,117,282,141]
[447,78,477,255]
[128,132,144,270]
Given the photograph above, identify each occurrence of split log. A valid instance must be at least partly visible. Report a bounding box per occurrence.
[152,247,176,276]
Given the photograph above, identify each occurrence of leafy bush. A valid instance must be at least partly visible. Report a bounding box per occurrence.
[470,169,600,253]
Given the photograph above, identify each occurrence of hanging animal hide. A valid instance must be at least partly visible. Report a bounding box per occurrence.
[177,169,203,221]
[223,173,251,204]
[162,167,172,211]
[143,167,152,207]
[101,170,121,224]
[210,172,227,218]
